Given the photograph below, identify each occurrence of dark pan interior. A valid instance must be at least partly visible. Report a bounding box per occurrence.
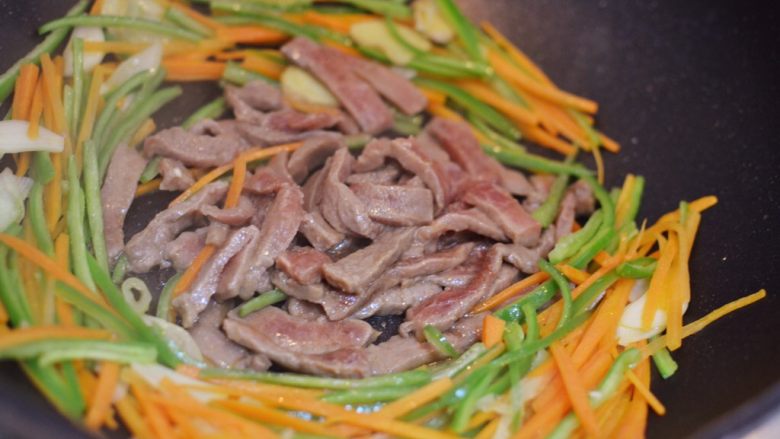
[0,0,778,437]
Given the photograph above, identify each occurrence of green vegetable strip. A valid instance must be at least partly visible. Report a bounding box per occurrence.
[548,210,603,264]
[39,16,202,42]
[415,78,519,140]
[67,157,96,291]
[0,339,155,364]
[450,365,500,433]
[87,256,181,367]
[423,324,459,358]
[83,140,108,272]
[70,38,84,139]
[392,111,423,136]
[98,86,183,179]
[532,165,572,227]
[385,17,426,56]
[619,175,645,229]
[54,283,136,340]
[164,7,214,37]
[139,157,161,184]
[238,289,287,317]
[155,273,181,321]
[431,342,488,380]
[651,344,678,379]
[503,321,524,385]
[333,0,410,18]
[358,46,488,78]
[321,385,419,404]
[92,70,153,145]
[468,114,524,150]
[32,151,56,184]
[494,312,590,368]
[222,61,275,86]
[63,85,74,138]
[0,0,89,103]
[547,348,641,439]
[21,361,85,418]
[182,97,227,129]
[538,260,573,329]
[28,183,54,256]
[200,368,432,390]
[211,4,323,41]
[0,247,33,327]
[616,257,657,279]
[570,271,621,316]
[488,146,592,178]
[434,0,485,64]
[111,255,128,285]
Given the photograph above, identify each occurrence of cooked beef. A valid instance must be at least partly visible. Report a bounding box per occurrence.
[300,211,345,252]
[352,281,442,319]
[555,191,577,240]
[426,118,502,183]
[143,124,248,168]
[322,227,415,294]
[287,135,344,183]
[244,158,294,196]
[188,301,256,369]
[351,183,434,226]
[201,195,254,226]
[101,144,147,265]
[205,222,230,247]
[224,80,283,123]
[346,164,402,186]
[499,226,556,273]
[216,226,265,301]
[523,174,556,212]
[174,225,260,328]
[320,148,382,238]
[164,228,206,272]
[282,37,392,134]
[499,167,535,197]
[346,56,427,116]
[236,111,342,147]
[286,297,326,320]
[463,181,541,246]
[402,246,503,337]
[158,158,195,192]
[302,168,325,211]
[125,181,228,273]
[272,270,327,302]
[491,264,521,296]
[371,242,475,294]
[276,247,332,285]
[570,179,595,215]
[417,208,507,243]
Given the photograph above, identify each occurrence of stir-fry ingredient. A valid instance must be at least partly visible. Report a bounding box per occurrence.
[0,0,766,438]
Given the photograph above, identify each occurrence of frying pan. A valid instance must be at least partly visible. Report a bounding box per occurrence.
[0,0,778,437]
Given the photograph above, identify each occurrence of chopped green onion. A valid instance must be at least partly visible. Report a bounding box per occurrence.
[652,344,678,379]
[423,324,459,358]
[238,289,287,317]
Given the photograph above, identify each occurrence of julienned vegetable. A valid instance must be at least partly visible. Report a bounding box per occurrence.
[0,0,767,438]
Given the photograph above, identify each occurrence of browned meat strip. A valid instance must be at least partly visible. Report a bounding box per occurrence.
[499,167,535,197]
[345,164,401,186]
[371,243,475,294]
[272,270,327,302]
[101,144,147,265]
[217,226,265,301]
[463,181,541,246]
[417,208,506,242]
[282,37,392,134]
[287,135,344,183]
[570,179,595,215]
[206,222,230,247]
[143,125,248,168]
[174,225,260,327]
[354,138,447,209]
[125,181,228,273]
[201,195,254,226]
[351,183,434,226]
[555,191,577,240]
[158,158,194,192]
[320,148,382,238]
[224,80,283,123]
[188,301,259,369]
[163,228,206,272]
[402,246,503,337]
[426,118,503,182]
[276,247,332,285]
[322,227,415,294]
[244,160,294,196]
[499,226,556,273]
[286,298,326,320]
[299,211,344,251]
[523,174,556,212]
[346,56,427,115]
[302,168,325,211]
[352,282,442,319]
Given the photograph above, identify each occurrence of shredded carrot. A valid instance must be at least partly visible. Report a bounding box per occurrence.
[241,54,285,80]
[481,21,554,87]
[614,361,649,438]
[26,77,45,140]
[473,271,548,313]
[214,50,252,61]
[134,179,161,198]
[549,343,600,438]
[598,131,621,153]
[116,396,154,439]
[297,11,372,34]
[378,378,453,419]
[324,40,361,57]
[641,234,677,329]
[90,0,105,15]
[13,64,40,121]
[592,143,605,184]
[216,26,288,45]
[173,245,216,298]
[520,123,577,155]
[475,416,501,439]
[76,65,106,165]
[45,153,63,233]
[615,174,636,227]
[0,326,112,350]
[557,264,589,285]
[171,142,303,206]
[129,118,156,148]
[224,155,247,208]
[482,314,506,348]
[420,87,446,106]
[162,59,226,81]
[85,362,121,430]
[215,399,332,436]
[39,54,66,135]
[457,80,539,127]
[596,386,632,438]
[572,279,633,367]
[169,3,226,31]
[624,363,666,416]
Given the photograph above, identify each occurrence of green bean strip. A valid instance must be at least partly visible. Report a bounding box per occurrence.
[63,85,74,138]
[532,160,574,227]
[570,271,621,316]
[415,78,519,139]
[548,210,603,264]
[39,15,202,42]
[83,140,108,272]
[434,0,485,64]
[28,183,54,256]
[431,342,488,380]
[200,368,432,390]
[451,365,500,432]
[0,339,155,364]
[31,151,56,184]
[0,0,89,103]
[21,361,85,418]
[321,385,419,404]
[0,247,33,326]
[154,273,181,321]
[92,70,154,144]
[619,175,645,228]
[54,283,136,340]
[238,289,287,317]
[67,156,96,291]
[616,257,657,279]
[539,260,573,329]
[164,7,214,37]
[99,68,166,149]
[98,86,182,178]
[182,97,227,129]
[392,111,423,136]
[70,38,84,138]
[139,157,161,184]
[222,61,275,86]
[211,4,323,41]
[334,0,410,18]
[651,344,678,379]
[423,324,459,358]
[547,349,641,439]
[487,146,592,178]
[87,256,182,367]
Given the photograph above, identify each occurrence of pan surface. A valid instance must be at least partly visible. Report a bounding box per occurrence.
[0,1,778,438]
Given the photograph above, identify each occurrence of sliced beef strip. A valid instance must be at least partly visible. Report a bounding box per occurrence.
[272,270,327,302]
[463,181,541,246]
[426,118,503,183]
[351,183,434,226]
[570,179,595,215]
[216,226,265,301]
[143,125,248,168]
[491,264,521,296]
[498,226,556,274]
[188,301,258,369]
[302,168,325,211]
[352,281,442,320]
[101,144,147,265]
[402,245,503,337]
[287,135,345,184]
[205,222,230,247]
[282,37,393,134]
[163,227,207,272]
[125,181,228,273]
[354,138,447,210]
[414,130,451,164]
[201,195,254,226]
[174,225,260,328]
[236,120,338,148]
[499,167,535,197]
[299,211,345,252]
[320,148,382,238]
[416,208,507,243]
[345,163,402,186]
[286,297,327,320]
[322,227,415,295]
[243,153,295,196]
[224,80,283,123]
[158,158,195,192]
[555,191,577,240]
[345,56,427,116]
[371,242,475,293]
[276,247,332,285]
[523,174,556,212]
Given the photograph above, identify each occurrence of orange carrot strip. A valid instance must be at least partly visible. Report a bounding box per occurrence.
[550,343,600,438]
[13,64,40,120]
[115,396,154,439]
[457,80,539,126]
[242,54,285,80]
[572,279,633,367]
[76,65,106,165]
[39,54,66,134]
[173,245,216,298]
[614,359,649,438]
[134,179,161,198]
[557,264,589,285]
[598,131,621,153]
[26,78,45,140]
[84,362,121,430]
[592,142,605,184]
[216,26,288,45]
[420,87,446,106]
[641,234,677,329]
[215,399,333,436]
[224,154,247,208]
[520,124,577,155]
[129,381,176,439]
[481,21,554,86]
[377,378,453,419]
[0,326,111,350]
[482,314,506,348]
[169,3,226,31]
[473,271,548,313]
[298,11,373,34]
[162,59,226,81]
[90,0,105,15]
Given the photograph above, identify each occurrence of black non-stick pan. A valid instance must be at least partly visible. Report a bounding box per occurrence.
[0,0,778,437]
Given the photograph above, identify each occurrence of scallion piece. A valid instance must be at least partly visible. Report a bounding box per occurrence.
[652,344,679,379]
[423,324,459,358]
[238,289,287,317]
